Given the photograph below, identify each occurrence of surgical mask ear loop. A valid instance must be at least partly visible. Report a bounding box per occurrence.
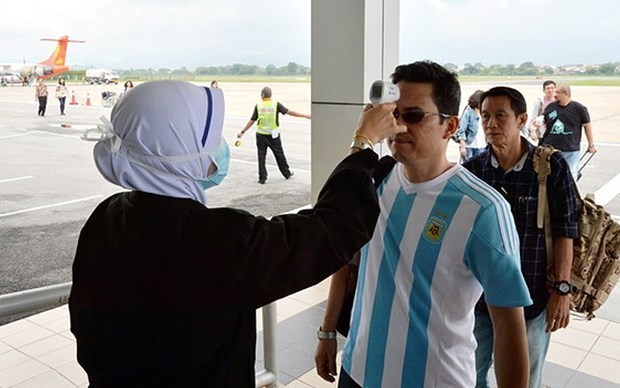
[81,116,122,153]
[197,139,230,190]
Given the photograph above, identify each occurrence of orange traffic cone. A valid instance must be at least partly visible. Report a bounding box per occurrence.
[69,91,78,105]
[85,93,91,106]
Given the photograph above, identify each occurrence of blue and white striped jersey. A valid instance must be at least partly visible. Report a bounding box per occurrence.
[342,162,532,388]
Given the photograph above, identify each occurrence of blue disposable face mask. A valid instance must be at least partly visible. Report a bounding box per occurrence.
[197,139,230,190]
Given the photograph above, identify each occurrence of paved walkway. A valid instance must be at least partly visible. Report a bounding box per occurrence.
[1,278,619,387]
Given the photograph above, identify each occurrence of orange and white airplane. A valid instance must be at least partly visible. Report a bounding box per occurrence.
[0,36,84,86]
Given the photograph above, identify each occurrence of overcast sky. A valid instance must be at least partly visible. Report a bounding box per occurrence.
[2,0,619,70]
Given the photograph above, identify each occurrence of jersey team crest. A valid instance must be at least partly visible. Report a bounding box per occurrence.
[423,216,447,243]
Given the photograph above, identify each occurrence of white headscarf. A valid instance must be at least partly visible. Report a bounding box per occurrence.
[84,80,226,205]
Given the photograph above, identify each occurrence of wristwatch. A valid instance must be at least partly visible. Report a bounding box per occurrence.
[317,326,337,340]
[350,135,374,151]
[552,280,575,296]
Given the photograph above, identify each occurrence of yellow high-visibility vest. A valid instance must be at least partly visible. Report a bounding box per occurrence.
[256,99,278,135]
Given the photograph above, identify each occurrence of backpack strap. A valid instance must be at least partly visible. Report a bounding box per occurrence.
[533,145,558,265]
[533,146,556,227]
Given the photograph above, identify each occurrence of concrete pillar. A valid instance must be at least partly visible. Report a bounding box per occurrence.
[311,0,399,202]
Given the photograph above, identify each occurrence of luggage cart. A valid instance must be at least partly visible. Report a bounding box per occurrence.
[101,91,119,108]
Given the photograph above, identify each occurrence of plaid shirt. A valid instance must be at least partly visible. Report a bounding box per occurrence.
[463,140,579,320]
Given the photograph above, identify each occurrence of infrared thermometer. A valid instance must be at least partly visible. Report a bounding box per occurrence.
[369,80,400,105]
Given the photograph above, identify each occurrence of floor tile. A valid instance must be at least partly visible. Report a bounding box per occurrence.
[0,359,48,387]
[551,327,599,351]
[288,287,329,307]
[55,362,88,386]
[0,341,11,355]
[12,370,76,388]
[603,321,620,341]
[2,290,620,388]
[37,343,77,369]
[0,350,31,372]
[546,342,588,369]
[542,362,575,388]
[1,325,55,349]
[25,307,69,326]
[565,372,620,388]
[590,336,620,361]
[295,368,338,388]
[0,320,38,340]
[283,377,313,387]
[58,330,75,341]
[42,317,70,334]
[568,315,609,335]
[578,353,620,384]
[18,335,73,359]
[278,298,315,322]
[312,279,331,294]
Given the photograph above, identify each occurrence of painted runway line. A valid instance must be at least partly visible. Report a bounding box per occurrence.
[594,171,620,206]
[0,133,32,140]
[0,195,104,218]
[0,176,33,184]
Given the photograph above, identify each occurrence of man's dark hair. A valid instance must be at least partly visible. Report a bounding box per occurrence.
[261,86,272,98]
[542,80,556,89]
[391,60,461,116]
[480,86,527,116]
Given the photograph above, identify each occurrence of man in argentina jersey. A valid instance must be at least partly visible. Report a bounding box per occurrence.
[315,61,532,388]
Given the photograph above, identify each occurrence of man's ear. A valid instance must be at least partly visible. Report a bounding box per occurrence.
[443,116,460,140]
[517,112,528,129]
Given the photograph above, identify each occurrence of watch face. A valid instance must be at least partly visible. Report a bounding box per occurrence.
[558,282,571,294]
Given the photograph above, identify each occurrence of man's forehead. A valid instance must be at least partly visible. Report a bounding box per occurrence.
[397,81,433,91]
[481,97,519,116]
[482,95,511,107]
[397,82,435,104]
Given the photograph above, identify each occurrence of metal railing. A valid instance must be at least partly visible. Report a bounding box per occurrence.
[0,283,279,388]
[0,282,71,318]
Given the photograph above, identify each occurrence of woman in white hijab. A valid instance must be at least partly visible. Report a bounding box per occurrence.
[69,80,403,387]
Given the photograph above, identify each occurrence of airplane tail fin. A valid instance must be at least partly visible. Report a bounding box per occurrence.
[39,36,84,66]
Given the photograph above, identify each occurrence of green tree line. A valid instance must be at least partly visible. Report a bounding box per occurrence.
[445,61,620,76]
[118,62,310,80]
[53,61,620,83]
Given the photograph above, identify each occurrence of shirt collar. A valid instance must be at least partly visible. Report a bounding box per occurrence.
[489,138,532,173]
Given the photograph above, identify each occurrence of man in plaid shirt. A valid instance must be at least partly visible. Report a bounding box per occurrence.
[463,86,579,388]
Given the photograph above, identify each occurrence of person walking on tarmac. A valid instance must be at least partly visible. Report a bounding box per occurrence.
[55,78,68,115]
[237,86,311,184]
[35,79,48,116]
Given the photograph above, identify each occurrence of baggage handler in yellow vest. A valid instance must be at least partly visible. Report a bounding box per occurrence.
[237,86,311,184]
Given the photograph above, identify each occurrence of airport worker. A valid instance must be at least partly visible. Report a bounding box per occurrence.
[314,61,532,388]
[35,78,48,116]
[236,86,311,184]
[69,80,405,387]
[540,84,596,180]
[463,87,579,388]
[55,78,68,115]
[210,79,219,88]
[528,80,556,141]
